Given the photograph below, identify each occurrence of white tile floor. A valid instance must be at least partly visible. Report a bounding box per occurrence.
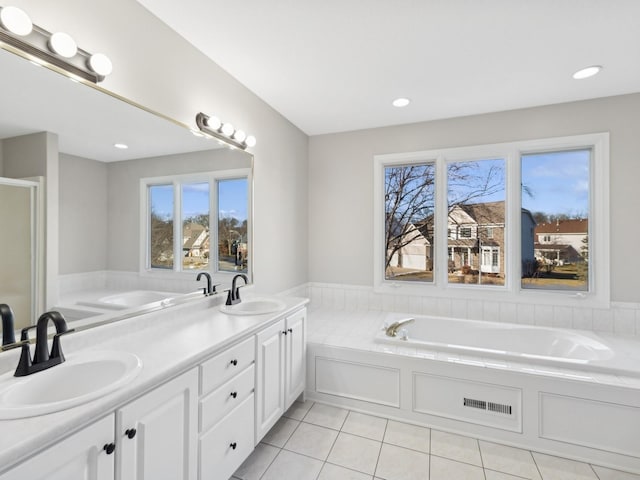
[232,400,640,480]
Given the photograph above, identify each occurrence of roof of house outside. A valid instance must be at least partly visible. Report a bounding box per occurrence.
[535,219,588,234]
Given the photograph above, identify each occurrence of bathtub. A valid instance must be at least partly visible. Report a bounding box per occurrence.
[375,314,640,376]
[77,290,179,310]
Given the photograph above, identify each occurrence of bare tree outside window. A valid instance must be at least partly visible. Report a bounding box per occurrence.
[384,159,505,284]
[149,185,174,269]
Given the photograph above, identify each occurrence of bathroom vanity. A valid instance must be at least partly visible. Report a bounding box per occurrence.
[0,294,307,480]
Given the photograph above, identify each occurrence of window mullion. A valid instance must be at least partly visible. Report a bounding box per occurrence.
[174,181,182,273]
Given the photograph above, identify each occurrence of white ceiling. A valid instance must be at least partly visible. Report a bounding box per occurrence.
[137,0,640,135]
[0,48,218,162]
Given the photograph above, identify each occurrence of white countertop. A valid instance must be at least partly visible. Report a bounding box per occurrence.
[0,293,308,472]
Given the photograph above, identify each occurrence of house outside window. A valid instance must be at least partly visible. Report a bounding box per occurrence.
[374,133,609,305]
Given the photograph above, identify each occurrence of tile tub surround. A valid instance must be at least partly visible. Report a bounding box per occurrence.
[233,400,640,480]
[289,282,640,338]
[304,306,640,474]
[0,293,309,473]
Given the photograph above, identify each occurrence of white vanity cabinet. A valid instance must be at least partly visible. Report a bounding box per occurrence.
[198,336,256,480]
[256,308,306,441]
[0,414,115,480]
[116,368,199,480]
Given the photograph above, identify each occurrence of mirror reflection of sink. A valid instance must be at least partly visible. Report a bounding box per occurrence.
[220,298,286,316]
[0,351,142,419]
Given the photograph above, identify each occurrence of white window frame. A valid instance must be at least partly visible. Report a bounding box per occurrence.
[139,168,252,281]
[373,133,609,307]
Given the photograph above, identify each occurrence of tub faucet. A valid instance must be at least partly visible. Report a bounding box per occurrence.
[385,318,415,337]
[14,311,75,377]
[226,274,248,306]
[1,304,16,346]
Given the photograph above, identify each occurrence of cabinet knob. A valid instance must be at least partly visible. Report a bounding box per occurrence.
[230,359,238,366]
[230,442,237,450]
[287,328,293,333]
[282,330,287,335]
[103,443,116,455]
[125,428,137,439]
[230,391,238,399]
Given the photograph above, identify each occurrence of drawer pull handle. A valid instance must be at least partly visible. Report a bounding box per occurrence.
[230,359,238,366]
[230,391,238,398]
[230,442,237,450]
[125,428,137,439]
[103,443,116,455]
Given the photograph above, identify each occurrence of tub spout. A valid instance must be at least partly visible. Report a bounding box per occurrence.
[385,318,415,337]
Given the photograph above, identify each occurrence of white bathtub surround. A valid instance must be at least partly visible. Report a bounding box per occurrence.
[302,282,640,337]
[234,399,640,480]
[305,306,640,474]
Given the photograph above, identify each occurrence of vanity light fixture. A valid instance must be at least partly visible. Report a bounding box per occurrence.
[0,4,112,83]
[114,143,128,149]
[195,112,257,150]
[572,65,602,80]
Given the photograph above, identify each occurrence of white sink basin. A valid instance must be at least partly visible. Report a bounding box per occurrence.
[220,298,286,316]
[0,350,142,419]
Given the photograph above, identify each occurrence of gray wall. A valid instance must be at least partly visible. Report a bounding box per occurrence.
[16,0,309,294]
[59,154,108,274]
[308,93,640,303]
[2,132,58,309]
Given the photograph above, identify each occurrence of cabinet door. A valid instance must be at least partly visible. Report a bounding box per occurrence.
[285,309,306,409]
[117,369,198,480]
[0,414,115,480]
[255,319,286,442]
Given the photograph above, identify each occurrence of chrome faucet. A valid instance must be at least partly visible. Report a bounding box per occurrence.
[1,304,16,346]
[226,274,248,306]
[385,318,415,337]
[14,311,74,377]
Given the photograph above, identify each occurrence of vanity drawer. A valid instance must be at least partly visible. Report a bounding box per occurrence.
[200,364,255,432]
[200,336,255,395]
[199,393,255,480]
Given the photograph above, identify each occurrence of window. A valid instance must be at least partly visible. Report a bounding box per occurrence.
[521,149,590,292]
[374,133,609,305]
[141,170,251,277]
[384,162,435,283]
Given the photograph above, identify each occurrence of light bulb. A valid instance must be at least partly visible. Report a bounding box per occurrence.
[205,116,221,130]
[233,130,246,143]
[48,32,78,58]
[221,123,234,137]
[245,135,256,148]
[87,53,113,76]
[0,6,33,36]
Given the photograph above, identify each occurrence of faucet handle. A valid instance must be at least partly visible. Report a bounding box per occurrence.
[20,325,37,342]
[50,329,75,361]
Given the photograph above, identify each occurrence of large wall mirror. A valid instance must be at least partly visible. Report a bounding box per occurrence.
[0,47,253,349]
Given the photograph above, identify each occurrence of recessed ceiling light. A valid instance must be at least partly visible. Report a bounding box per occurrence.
[392,97,410,108]
[114,143,128,149]
[572,65,602,80]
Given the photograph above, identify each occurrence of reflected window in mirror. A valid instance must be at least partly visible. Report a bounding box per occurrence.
[141,170,250,278]
[217,178,248,274]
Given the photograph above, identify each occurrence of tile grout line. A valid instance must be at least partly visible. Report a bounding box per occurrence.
[373,417,390,479]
